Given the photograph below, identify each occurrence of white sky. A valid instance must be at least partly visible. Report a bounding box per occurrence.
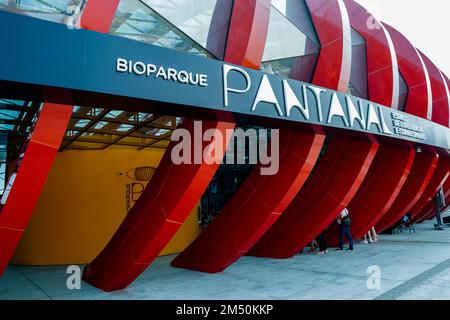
[355,0,450,76]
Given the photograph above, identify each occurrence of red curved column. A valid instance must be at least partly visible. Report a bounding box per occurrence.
[445,177,450,202]
[344,0,399,108]
[224,0,271,70]
[0,0,120,276]
[83,119,235,290]
[306,0,351,92]
[171,131,324,273]
[415,202,435,224]
[375,151,439,232]
[383,23,431,119]
[83,0,269,290]
[248,137,378,259]
[327,144,415,244]
[417,51,450,127]
[409,154,450,221]
[0,104,72,276]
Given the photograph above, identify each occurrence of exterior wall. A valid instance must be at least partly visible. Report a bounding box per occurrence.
[11,147,201,265]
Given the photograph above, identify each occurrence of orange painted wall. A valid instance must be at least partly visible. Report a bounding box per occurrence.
[11,147,202,265]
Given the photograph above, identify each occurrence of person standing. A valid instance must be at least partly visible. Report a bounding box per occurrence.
[337,207,354,251]
[316,229,328,255]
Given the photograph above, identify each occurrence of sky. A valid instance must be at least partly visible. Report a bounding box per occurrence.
[355,0,450,76]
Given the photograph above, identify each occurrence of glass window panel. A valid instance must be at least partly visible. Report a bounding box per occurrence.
[73,106,105,118]
[111,0,212,57]
[398,71,409,112]
[262,54,318,82]
[141,0,226,55]
[0,110,21,120]
[104,110,124,119]
[116,124,134,132]
[271,0,320,46]
[0,0,84,24]
[348,29,368,99]
[74,119,91,128]
[0,124,15,131]
[129,112,153,123]
[262,5,319,62]
[65,130,79,138]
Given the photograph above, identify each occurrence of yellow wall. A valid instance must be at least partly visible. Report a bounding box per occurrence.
[11,147,202,265]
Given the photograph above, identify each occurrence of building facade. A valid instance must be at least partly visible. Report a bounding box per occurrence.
[0,0,449,291]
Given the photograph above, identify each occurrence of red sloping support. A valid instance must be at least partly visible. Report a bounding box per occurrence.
[415,202,435,224]
[248,137,378,259]
[410,155,450,221]
[83,119,234,291]
[375,151,439,232]
[83,0,269,290]
[0,104,73,275]
[171,131,324,273]
[327,144,415,245]
[0,0,118,277]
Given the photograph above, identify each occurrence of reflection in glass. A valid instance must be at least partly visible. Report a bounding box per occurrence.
[261,2,320,82]
[110,0,212,57]
[398,72,409,112]
[0,0,84,24]
[348,28,368,99]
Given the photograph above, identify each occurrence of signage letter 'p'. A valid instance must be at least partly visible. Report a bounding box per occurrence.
[223,64,251,107]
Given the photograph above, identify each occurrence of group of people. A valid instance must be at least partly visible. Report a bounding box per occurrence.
[308,207,378,255]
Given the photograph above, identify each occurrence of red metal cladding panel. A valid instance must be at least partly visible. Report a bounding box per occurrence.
[83,119,235,290]
[326,144,415,245]
[444,73,450,127]
[306,0,351,92]
[248,138,378,259]
[415,202,435,224]
[79,0,121,34]
[410,154,450,221]
[0,104,73,275]
[83,0,269,290]
[343,0,398,108]
[417,51,450,126]
[445,177,450,201]
[375,151,439,233]
[224,0,271,69]
[383,23,430,119]
[171,131,325,273]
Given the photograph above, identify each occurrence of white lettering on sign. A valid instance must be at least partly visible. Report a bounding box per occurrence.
[116,58,208,87]
[392,112,426,140]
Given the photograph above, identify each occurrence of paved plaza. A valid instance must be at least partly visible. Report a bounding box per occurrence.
[1,212,450,300]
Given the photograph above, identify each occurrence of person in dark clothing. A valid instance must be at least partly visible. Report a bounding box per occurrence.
[337,207,354,251]
[316,230,328,255]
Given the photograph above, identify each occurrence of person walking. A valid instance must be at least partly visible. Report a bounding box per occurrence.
[336,207,354,251]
